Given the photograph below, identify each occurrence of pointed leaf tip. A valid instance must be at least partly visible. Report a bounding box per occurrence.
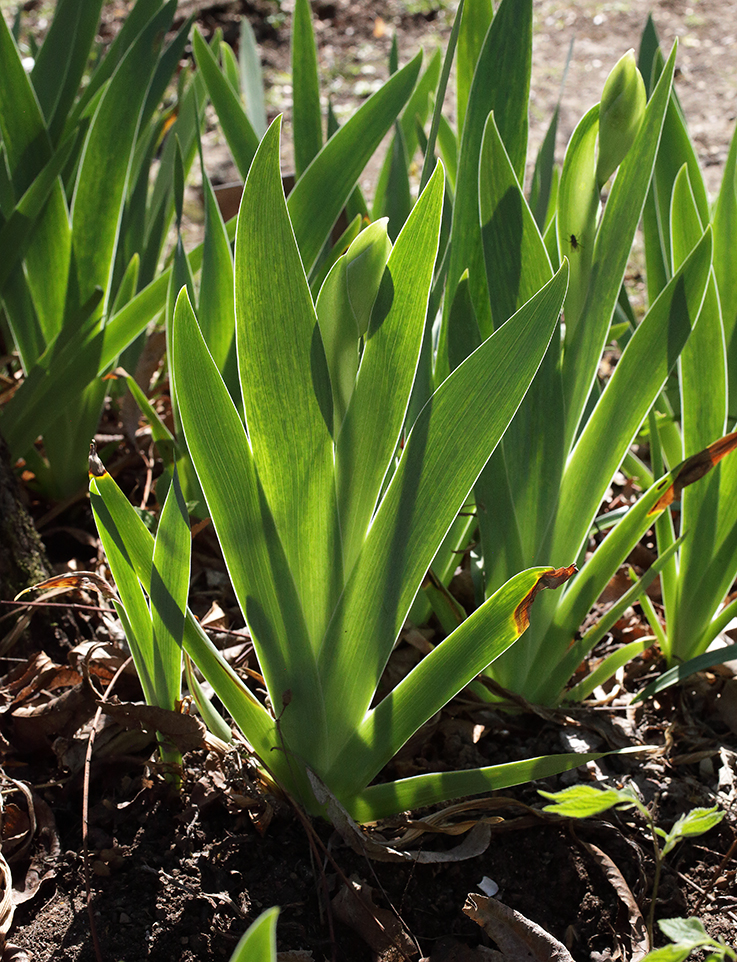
[513,564,578,634]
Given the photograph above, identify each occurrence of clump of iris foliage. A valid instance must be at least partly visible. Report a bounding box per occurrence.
[3,0,736,823]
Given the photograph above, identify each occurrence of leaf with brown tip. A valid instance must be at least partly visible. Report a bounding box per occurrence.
[513,563,577,633]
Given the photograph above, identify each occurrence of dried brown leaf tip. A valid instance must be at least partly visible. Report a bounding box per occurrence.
[15,571,117,603]
[649,429,737,515]
[88,440,106,478]
[513,564,577,634]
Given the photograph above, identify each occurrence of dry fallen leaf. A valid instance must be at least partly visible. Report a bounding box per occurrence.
[463,894,574,962]
[577,837,649,959]
[0,851,13,955]
[2,781,60,906]
[11,683,98,753]
[100,698,207,753]
[332,878,417,957]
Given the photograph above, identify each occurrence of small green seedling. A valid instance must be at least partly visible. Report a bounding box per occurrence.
[642,917,736,962]
[539,784,724,946]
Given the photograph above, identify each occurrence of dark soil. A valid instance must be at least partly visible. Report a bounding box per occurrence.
[2,2,737,960]
[4,591,737,961]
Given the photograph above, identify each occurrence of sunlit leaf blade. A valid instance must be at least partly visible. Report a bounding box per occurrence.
[42,11,167,495]
[31,0,104,138]
[634,642,737,702]
[1,223,216,459]
[423,567,467,633]
[238,18,267,138]
[374,47,441,217]
[556,104,598,336]
[494,230,712,702]
[456,0,492,138]
[1,260,44,373]
[88,444,286,783]
[0,136,74,352]
[318,264,568,753]
[315,220,390,432]
[141,9,192,132]
[712,122,737,411]
[220,40,240,91]
[664,163,737,664]
[554,226,712,567]
[228,908,278,962]
[562,44,677,450]
[336,163,444,574]
[192,27,260,180]
[150,469,189,711]
[419,5,462,194]
[0,13,51,192]
[479,112,552,327]
[288,51,422,274]
[477,112,563,584]
[672,166,726,456]
[530,99,560,231]
[437,113,458,191]
[184,654,232,744]
[69,9,161,314]
[398,46,441,163]
[377,120,412,240]
[292,0,322,179]
[559,536,683,695]
[669,443,737,662]
[67,0,167,129]
[564,637,656,704]
[198,160,237,397]
[446,269,481,371]
[140,72,208,288]
[643,50,710,304]
[123,370,175,454]
[538,433,737,703]
[329,565,575,797]
[346,750,622,822]
[170,289,330,774]
[309,212,362,298]
[439,0,532,373]
[114,602,156,707]
[236,118,340,647]
[89,484,157,706]
[0,12,71,359]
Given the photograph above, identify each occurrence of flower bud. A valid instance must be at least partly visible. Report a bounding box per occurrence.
[596,49,646,188]
[345,219,392,337]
